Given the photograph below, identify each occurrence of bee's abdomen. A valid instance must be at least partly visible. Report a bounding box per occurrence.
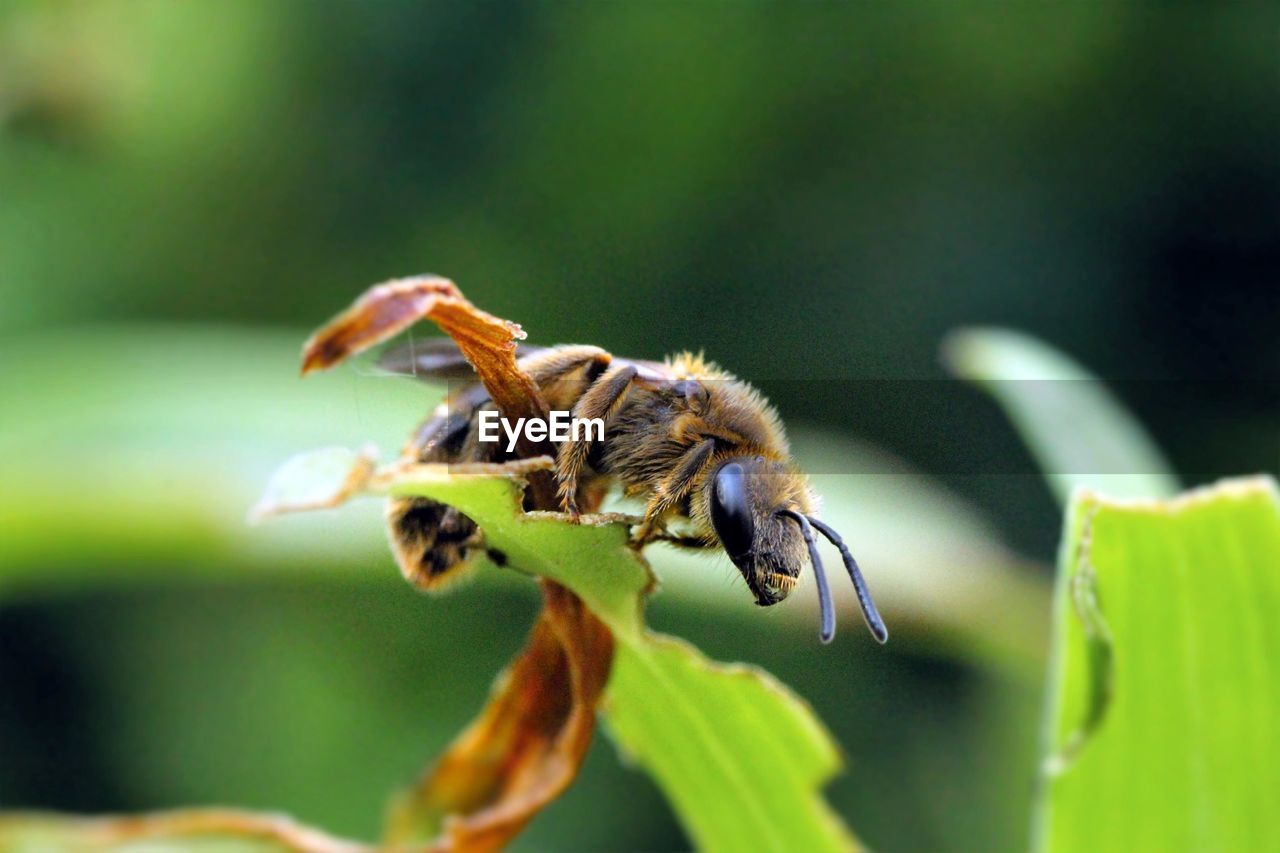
[386,497,479,590]
[386,399,489,590]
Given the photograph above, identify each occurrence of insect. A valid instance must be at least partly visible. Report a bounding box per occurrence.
[380,339,887,645]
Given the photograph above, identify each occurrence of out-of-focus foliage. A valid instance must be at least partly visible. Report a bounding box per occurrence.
[0,809,363,852]
[943,328,1181,504]
[3,1,1274,555]
[1037,478,1280,852]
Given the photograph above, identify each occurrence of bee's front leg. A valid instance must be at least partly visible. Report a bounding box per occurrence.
[627,438,718,549]
[639,438,716,522]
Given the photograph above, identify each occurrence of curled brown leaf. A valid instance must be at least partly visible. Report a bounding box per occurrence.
[300,274,556,505]
[385,581,613,852]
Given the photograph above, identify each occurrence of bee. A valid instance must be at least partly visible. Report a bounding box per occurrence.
[380,340,887,645]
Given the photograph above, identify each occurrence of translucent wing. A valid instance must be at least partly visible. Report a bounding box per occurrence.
[378,338,542,382]
[380,339,674,384]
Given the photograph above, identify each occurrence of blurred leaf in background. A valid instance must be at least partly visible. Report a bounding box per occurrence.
[3,2,1276,546]
[0,809,364,852]
[943,327,1181,504]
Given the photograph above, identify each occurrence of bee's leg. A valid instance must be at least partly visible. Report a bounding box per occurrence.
[670,414,746,446]
[518,345,612,385]
[517,346,615,515]
[556,364,638,517]
[634,438,717,543]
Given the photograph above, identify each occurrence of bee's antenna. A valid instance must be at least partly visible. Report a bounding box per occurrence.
[779,510,835,644]
[806,517,889,644]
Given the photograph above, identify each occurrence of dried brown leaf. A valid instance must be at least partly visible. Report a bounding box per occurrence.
[299,274,555,504]
[385,581,613,851]
[247,444,378,523]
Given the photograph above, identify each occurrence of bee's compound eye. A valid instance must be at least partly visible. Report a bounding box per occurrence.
[710,462,755,559]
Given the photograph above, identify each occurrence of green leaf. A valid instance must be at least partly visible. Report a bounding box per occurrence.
[942,327,1180,504]
[377,465,652,640]
[1036,476,1280,852]
[606,636,850,853]
[262,452,856,852]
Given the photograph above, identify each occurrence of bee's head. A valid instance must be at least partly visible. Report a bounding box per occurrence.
[706,457,889,646]
[705,457,806,607]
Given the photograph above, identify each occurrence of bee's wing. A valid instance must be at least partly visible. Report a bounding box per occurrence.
[625,357,680,382]
[380,338,673,384]
[377,338,543,382]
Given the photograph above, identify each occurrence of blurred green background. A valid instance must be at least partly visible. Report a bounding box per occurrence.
[0,2,1276,851]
